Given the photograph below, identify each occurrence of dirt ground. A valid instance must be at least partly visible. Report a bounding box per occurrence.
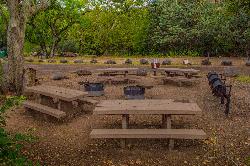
[5,59,250,166]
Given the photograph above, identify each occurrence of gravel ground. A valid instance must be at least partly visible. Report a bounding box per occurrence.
[5,62,250,166]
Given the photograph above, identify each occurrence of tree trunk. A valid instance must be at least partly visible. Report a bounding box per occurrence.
[50,37,60,57]
[7,1,26,95]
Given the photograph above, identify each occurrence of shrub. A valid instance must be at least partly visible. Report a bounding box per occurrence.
[0,96,37,165]
[236,75,250,83]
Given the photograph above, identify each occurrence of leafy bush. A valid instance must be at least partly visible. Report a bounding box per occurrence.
[0,96,38,165]
[236,75,250,83]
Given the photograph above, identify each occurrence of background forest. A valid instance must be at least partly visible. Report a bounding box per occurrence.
[0,0,250,57]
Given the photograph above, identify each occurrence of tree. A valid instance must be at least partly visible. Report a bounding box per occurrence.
[4,0,49,95]
[0,3,8,48]
[26,0,86,57]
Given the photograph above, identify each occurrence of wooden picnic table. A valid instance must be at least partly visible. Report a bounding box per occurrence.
[25,85,88,102]
[94,99,202,115]
[24,85,89,119]
[158,68,200,78]
[91,99,206,149]
[95,68,139,77]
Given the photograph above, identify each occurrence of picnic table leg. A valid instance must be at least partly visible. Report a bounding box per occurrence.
[124,71,128,77]
[37,94,42,104]
[166,115,174,150]
[121,114,129,148]
[57,100,61,110]
[162,115,167,127]
[153,69,157,76]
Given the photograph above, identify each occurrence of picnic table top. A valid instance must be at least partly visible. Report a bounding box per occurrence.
[158,68,199,73]
[95,68,139,72]
[94,99,202,115]
[24,85,88,101]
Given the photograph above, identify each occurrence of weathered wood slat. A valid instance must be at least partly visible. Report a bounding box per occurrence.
[24,85,87,101]
[95,68,139,72]
[159,68,199,74]
[79,98,99,105]
[94,100,202,115]
[90,129,207,139]
[23,101,66,118]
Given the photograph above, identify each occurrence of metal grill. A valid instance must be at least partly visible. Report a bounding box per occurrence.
[207,72,232,115]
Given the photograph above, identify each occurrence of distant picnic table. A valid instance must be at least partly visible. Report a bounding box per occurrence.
[91,99,207,149]
[95,68,139,77]
[159,68,200,78]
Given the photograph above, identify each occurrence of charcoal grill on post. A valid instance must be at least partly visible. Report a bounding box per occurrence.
[124,85,145,99]
[84,83,104,97]
[207,72,232,115]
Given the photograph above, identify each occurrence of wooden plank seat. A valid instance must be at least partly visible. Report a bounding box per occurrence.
[23,100,66,119]
[91,129,207,139]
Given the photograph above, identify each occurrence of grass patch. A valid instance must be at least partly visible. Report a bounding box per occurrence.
[236,75,250,83]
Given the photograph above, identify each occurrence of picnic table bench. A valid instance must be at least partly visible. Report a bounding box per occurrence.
[91,99,207,149]
[159,68,200,78]
[23,85,91,119]
[95,68,138,77]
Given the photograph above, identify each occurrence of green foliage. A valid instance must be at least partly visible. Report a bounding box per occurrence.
[246,156,250,166]
[0,96,38,166]
[26,0,87,56]
[24,0,250,56]
[236,75,250,83]
[0,3,8,48]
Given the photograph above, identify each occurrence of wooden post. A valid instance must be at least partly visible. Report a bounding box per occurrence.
[121,114,129,148]
[58,100,61,110]
[124,71,128,77]
[37,94,42,104]
[166,115,174,150]
[162,115,167,127]
[26,67,37,87]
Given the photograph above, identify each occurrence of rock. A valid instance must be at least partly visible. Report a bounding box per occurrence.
[221,60,232,66]
[38,59,45,63]
[74,59,83,63]
[90,59,98,64]
[201,58,211,65]
[61,52,78,57]
[60,59,68,63]
[105,60,116,64]
[125,59,133,64]
[223,67,239,77]
[140,59,149,65]
[246,61,250,66]
[48,59,56,63]
[136,69,148,76]
[183,59,191,65]
[26,58,34,62]
[75,70,92,76]
[162,59,172,65]
[52,72,67,80]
